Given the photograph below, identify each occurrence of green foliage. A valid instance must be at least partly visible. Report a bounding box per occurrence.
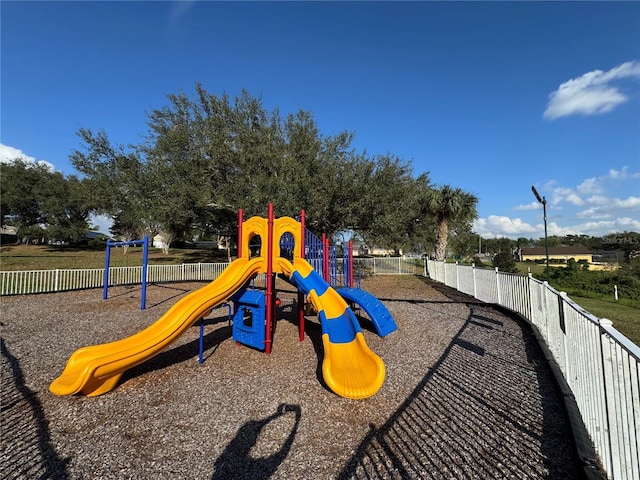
[492,251,518,273]
[0,159,92,243]
[71,84,464,253]
[422,185,478,261]
[535,265,640,304]
[471,255,485,267]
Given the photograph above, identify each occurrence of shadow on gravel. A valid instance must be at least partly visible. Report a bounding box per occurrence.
[336,283,583,479]
[1,338,70,479]
[211,403,302,480]
[120,319,232,385]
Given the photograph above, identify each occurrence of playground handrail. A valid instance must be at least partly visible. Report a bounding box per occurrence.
[426,259,639,480]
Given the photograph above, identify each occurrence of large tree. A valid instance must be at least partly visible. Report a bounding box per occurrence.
[70,128,153,239]
[424,185,478,261]
[70,84,445,252]
[350,155,431,253]
[1,159,92,243]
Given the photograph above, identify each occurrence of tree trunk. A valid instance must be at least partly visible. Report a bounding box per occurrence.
[435,220,448,261]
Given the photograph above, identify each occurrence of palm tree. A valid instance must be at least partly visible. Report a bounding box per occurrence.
[424,185,478,261]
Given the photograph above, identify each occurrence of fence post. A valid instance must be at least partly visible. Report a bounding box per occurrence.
[558,291,569,374]
[495,267,501,305]
[472,263,477,298]
[527,273,534,321]
[55,269,60,292]
[598,318,617,478]
[455,262,460,290]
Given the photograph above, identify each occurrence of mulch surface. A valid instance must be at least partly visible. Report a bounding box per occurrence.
[1,275,584,479]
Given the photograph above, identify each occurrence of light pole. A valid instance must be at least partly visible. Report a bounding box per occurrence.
[531,186,549,281]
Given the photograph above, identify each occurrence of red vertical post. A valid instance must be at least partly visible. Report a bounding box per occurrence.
[298,210,306,341]
[348,239,354,288]
[265,203,274,354]
[322,233,329,282]
[237,209,243,259]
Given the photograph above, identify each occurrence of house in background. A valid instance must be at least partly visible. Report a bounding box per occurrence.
[519,246,593,263]
[0,225,18,244]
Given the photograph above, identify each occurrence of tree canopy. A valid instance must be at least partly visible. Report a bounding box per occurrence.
[423,185,478,261]
[6,85,484,253]
[1,159,92,243]
[69,85,453,252]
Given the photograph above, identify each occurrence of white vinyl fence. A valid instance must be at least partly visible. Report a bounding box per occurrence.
[354,256,423,275]
[0,257,422,296]
[0,263,229,296]
[427,260,640,480]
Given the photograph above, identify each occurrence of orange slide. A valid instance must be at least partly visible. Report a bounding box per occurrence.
[49,257,265,397]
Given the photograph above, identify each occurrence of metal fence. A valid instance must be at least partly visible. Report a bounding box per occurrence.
[427,260,639,480]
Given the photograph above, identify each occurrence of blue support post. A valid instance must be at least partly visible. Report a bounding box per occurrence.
[103,240,112,300]
[103,236,149,310]
[141,235,149,310]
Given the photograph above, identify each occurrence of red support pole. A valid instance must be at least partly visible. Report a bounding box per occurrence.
[237,209,243,259]
[265,203,274,354]
[349,239,354,287]
[298,210,306,341]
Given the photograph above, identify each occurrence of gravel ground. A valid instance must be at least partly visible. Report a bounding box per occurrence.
[1,275,584,479]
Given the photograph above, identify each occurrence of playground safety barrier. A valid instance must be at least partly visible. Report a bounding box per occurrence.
[0,257,423,296]
[426,259,639,480]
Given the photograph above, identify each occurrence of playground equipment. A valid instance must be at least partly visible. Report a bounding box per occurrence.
[103,236,149,310]
[50,204,397,399]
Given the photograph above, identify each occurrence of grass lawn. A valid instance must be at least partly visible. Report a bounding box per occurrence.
[568,295,640,347]
[0,244,228,271]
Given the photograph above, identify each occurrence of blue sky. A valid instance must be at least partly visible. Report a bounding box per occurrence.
[2,1,639,239]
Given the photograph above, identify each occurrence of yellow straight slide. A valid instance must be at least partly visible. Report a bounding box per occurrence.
[50,257,265,397]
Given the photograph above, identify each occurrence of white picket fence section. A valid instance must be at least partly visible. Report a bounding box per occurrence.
[354,256,423,275]
[427,260,640,480]
[0,257,421,296]
[0,263,230,295]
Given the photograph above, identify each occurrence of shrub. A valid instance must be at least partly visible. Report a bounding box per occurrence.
[492,252,518,273]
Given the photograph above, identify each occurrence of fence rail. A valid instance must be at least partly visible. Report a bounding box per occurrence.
[427,260,639,480]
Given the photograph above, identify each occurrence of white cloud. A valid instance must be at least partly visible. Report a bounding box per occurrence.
[167,0,198,34]
[606,166,640,180]
[476,214,640,240]
[576,177,602,195]
[0,143,55,171]
[551,187,584,206]
[473,215,537,238]
[543,60,640,120]
[513,201,541,211]
[577,195,640,220]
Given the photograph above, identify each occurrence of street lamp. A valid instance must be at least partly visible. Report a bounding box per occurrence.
[531,186,549,281]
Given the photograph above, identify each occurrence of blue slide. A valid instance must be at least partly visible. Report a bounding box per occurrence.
[337,287,397,337]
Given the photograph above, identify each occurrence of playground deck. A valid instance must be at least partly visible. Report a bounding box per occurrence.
[1,275,585,479]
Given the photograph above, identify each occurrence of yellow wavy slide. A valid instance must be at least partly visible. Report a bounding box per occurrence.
[50,257,265,397]
[278,257,385,399]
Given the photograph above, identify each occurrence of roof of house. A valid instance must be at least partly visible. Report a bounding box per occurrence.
[521,246,592,256]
